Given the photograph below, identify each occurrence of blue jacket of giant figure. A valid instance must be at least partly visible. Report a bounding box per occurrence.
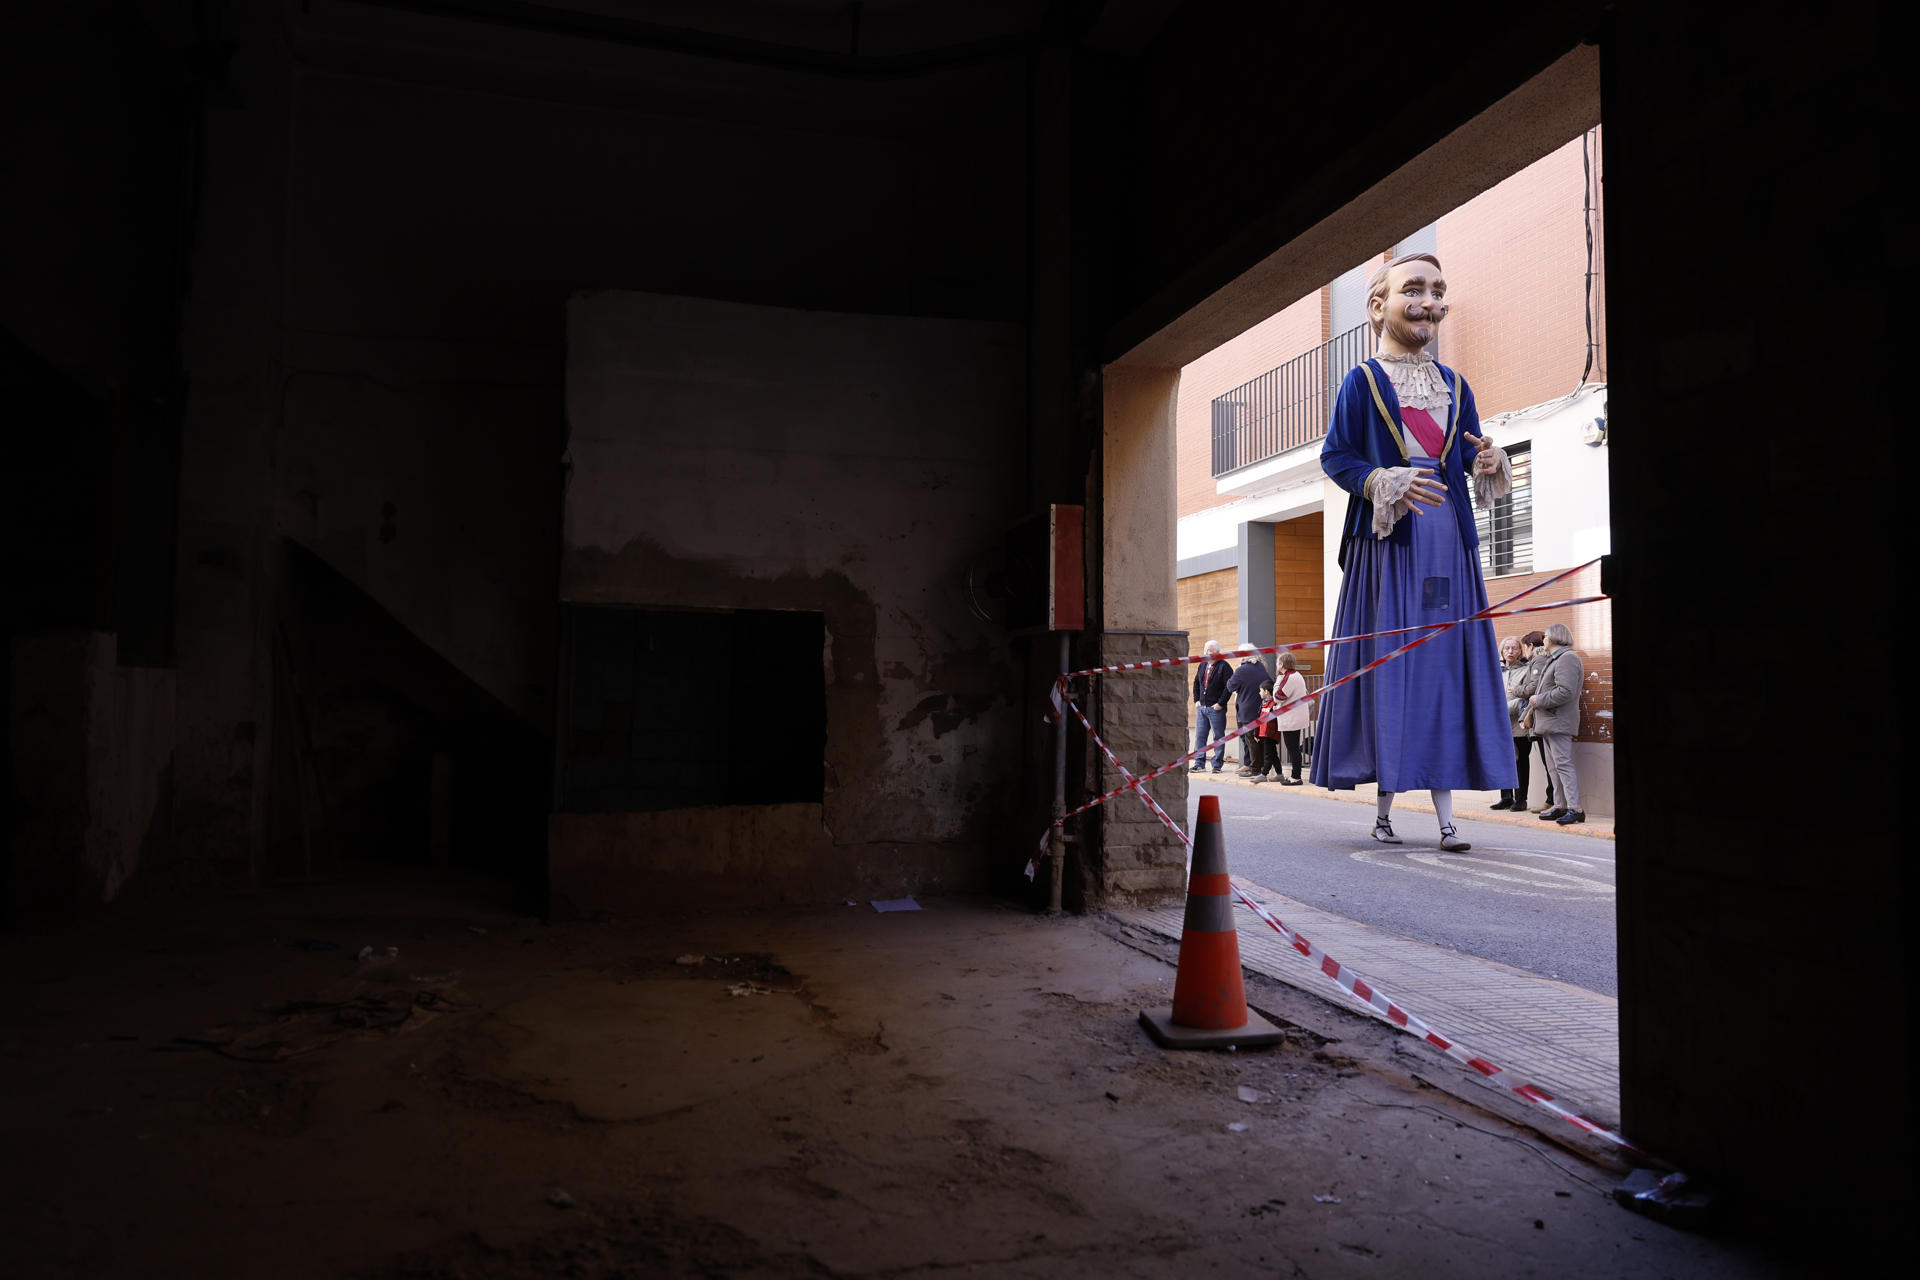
[1321,357,1485,570]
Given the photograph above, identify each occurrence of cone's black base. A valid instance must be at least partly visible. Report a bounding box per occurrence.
[1138,1008,1287,1050]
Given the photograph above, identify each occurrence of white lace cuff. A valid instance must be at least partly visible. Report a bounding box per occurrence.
[1472,446,1512,507]
[1366,467,1420,538]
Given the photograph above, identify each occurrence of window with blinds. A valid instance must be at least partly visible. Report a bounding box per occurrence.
[1477,441,1533,578]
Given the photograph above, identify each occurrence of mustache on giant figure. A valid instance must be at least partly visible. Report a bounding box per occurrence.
[1387,302,1447,345]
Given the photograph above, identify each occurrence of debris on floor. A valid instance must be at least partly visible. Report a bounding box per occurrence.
[160,953,476,1062]
[1613,1168,1715,1227]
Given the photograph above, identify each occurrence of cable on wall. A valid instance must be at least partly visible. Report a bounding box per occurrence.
[1580,127,1598,388]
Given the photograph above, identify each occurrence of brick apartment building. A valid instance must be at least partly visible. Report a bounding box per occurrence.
[1174,130,1615,813]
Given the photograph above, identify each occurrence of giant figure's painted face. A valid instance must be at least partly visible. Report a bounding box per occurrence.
[1374,260,1449,352]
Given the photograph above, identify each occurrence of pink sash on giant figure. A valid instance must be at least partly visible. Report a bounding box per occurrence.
[1400,406,1445,459]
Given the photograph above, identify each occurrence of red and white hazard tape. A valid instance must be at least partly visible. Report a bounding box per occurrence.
[1027,554,1641,1152]
[1059,693,1189,851]
[1224,885,1643,1153]
[1047,682,1641,1153]
[1043,556,1605,722]
[1033,582,1586,853]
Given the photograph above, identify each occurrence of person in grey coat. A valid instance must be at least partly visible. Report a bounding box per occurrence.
[1225,643,1269,774]
[1524,622,1585,825]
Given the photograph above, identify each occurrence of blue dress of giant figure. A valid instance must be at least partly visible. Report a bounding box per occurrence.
[1308,357,1519,794]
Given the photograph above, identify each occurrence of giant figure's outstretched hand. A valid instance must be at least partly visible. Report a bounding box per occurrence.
[1404,467,1447,512]
[1463,431,1502,477]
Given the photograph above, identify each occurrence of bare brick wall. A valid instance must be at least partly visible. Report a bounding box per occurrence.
[1177,131,1606,524]
[1176,567,1238,657]
[1174,292,1323,519]
[1271,513,1324,678]
[1437,130,1605,418]
[1486,560,1610,744]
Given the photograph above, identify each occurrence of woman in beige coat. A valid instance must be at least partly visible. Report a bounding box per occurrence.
[1271,653,1310,785]
[1517,629,1555,812]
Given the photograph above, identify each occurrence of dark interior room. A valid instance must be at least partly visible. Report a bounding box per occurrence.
[3,2,1897,1275]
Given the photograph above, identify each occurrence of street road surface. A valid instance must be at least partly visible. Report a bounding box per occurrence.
[1188,785,1617,997]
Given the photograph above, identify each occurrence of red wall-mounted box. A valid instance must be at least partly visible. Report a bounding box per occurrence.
[1004,504,1084,633]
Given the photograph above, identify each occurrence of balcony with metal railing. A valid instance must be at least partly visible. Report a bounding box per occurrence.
[1209,323,1372,478]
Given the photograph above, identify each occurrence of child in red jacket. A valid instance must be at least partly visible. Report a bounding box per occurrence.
[1249,679,1286,783]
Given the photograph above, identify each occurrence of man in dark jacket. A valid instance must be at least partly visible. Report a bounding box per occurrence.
[1190,640,1230,773]
[1226,643,1270,774]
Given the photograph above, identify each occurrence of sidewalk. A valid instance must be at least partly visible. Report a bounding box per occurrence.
[1114,883,1621,1123]
[1113,763,1622,1127]
[1193,758,1616,839]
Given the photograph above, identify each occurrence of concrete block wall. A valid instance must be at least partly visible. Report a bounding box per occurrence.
[1091,631,1189,902]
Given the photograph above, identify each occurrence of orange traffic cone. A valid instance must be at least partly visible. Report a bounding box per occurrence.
[1139,794,1285,1049]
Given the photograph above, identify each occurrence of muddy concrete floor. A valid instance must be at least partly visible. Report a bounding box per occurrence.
[2,876,1809,1278]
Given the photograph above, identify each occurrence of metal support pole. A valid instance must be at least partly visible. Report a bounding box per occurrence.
[1048,631,1069,916]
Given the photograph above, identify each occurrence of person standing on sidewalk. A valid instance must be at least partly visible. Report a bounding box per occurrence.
[1249,678,1283,781]
[1527,622,1586,825]
[1308,252,1517,853]
[1190,640,1230,774]
[1271,652,1308,785]
[1227,643,1269,775]
[1518,629,1554,812]
[1492,635,1531,810]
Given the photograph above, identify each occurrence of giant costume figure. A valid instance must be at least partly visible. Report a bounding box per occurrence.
[1308,253,1518,851]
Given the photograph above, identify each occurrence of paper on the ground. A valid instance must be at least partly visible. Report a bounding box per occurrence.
[871,897,921,913]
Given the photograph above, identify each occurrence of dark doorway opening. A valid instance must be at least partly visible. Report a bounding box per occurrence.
[558,605,826,813]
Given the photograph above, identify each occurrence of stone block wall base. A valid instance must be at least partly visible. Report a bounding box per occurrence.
[1088,631,1189,903]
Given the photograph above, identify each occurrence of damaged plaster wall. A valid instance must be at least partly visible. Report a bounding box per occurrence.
[556,291,1025,907]
[157,8,1025,882]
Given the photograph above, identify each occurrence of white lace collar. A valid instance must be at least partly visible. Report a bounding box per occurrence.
[1374,351,1452,414]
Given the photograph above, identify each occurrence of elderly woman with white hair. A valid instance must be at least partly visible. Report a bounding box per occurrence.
[1525,622,1586,825]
